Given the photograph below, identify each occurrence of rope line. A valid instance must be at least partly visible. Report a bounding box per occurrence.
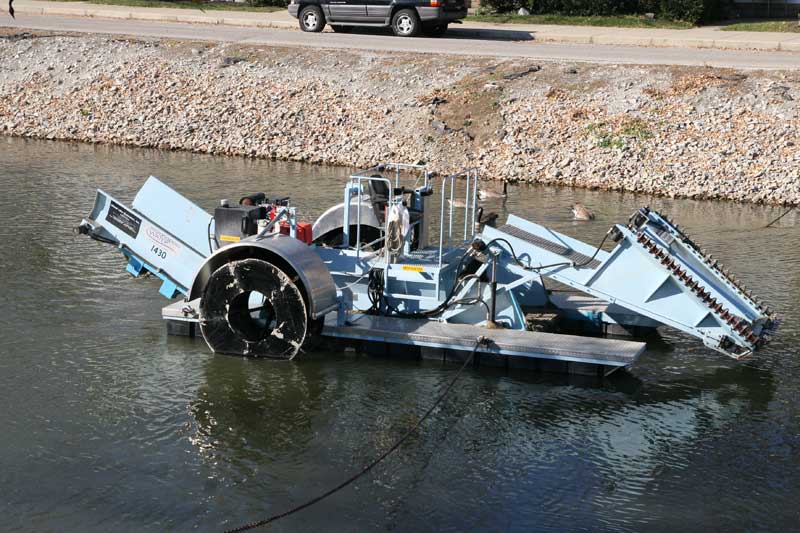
[223,336,490,533]
[765,206,795,228]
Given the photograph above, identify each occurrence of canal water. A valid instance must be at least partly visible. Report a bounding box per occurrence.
[2,136,798,531]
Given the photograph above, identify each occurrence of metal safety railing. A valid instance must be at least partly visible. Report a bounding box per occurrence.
[349,162,431,190]
[340,163,477,268]
[438,168,479,268]
[344,163,431,261]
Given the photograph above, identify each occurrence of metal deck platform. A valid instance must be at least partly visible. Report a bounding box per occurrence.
[323,314,645,369]
[162,299,645,372]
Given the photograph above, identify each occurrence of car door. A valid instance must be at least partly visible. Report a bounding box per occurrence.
[327,0,367,21]
[365,0,392,22]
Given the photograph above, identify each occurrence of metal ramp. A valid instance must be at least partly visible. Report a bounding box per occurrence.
[482,209,777,359]
[323,314,644,369]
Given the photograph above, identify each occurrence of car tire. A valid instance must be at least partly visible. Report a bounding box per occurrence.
[424,23,448,37]
[331,25,352,33]
[391,9,421,37]
[299,5,325,33]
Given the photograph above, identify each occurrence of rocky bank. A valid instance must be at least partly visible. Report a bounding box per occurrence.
[1,30,799,204]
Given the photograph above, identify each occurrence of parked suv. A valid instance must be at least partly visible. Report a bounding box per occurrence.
[288,0,467,37]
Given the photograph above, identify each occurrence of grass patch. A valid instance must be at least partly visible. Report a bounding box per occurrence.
[619,118,653,141]
[464,13,693,29]
[720,20,800,32]
[587,118,653,149]
[50,0,282,12]
[586,122,624,149]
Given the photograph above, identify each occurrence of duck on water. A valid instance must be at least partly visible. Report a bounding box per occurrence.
[571,203,595,220]
[478,181,508,201]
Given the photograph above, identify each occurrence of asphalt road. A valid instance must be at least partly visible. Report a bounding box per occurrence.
[3,14,800,69]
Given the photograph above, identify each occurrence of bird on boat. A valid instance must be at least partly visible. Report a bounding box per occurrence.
[571,203,595,220]
[475,206,499,232]
[478,180,508,200]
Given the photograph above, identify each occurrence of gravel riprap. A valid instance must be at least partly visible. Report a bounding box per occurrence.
[1,31,799,204]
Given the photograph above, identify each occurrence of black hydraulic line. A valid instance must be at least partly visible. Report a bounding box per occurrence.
[223,336,491,533]
[83,228,118,246]
[570,228,613,268]
[369,270,388,314]
[765,206,795,228]
[450,297,491,318]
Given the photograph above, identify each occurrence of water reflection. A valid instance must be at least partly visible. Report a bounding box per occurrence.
[189,355,328,460]
[181,348,777,531]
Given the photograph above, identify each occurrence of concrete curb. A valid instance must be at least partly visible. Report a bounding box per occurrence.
[7,3,800,52]
[455,22,800,51]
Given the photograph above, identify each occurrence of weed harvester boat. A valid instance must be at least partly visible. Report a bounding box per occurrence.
[77,163,778,375]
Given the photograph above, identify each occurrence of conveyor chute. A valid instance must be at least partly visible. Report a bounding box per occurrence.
[482,208,777,359]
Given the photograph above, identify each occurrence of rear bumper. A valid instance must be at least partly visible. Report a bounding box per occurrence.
[416,6,467,22]
[287,5,299,18]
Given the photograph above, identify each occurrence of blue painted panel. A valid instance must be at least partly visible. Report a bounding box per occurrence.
[86,182,209,295]
[132,176,213,257]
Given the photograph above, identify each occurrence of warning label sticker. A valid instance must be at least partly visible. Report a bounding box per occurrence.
[107,201,141,238]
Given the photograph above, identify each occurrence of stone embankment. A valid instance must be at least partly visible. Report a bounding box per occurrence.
[1,31,798,204]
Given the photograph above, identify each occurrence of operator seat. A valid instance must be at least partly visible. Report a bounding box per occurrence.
[367,175,390,222]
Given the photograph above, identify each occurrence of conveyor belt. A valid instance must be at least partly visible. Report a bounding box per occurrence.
[496,224,601,269]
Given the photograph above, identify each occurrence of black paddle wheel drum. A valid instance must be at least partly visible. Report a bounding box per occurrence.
[200,259,309,359]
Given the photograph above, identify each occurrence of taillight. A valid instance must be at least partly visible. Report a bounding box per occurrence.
[430,0,441,6]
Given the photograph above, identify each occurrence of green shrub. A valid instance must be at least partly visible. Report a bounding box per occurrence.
[482,0,517,13]
[248,0,289,6]
[480,0,720,23]
[529,0,640,16]
[659,0,721,23]
[658,0,701,22]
